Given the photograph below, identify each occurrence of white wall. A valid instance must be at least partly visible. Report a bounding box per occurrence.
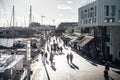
[78,0,120,27]
[98,0,120,26]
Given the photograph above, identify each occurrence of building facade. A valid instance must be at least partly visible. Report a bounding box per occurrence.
[78,0,120,61]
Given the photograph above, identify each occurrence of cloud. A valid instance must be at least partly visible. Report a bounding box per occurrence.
[57,5,72,10]
[66,1,72,4]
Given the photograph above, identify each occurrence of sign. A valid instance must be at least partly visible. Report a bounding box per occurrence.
[106,42,112,46]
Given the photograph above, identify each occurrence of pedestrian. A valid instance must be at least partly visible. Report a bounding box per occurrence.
[70,52,73,63]
[66,53,70,63]
[105,62,110,71]
[44,52,48,63]
[104,62,110,79]
[60,46,63,53]
[41,51,44,59]
[49,53,54,65]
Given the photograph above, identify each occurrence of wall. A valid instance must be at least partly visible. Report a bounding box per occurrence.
[110,26,120,60]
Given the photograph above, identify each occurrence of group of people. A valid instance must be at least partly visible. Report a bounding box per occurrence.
[66,52,74,64]
[40,36,75,68]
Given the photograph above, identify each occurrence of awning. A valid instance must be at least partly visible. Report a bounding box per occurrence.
[77,36,94,47]
[70,39,79,43]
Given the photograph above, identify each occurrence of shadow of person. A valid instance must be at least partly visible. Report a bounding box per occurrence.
[71,63,79,70]
[89,61,98,67]
[112,70,120,74]
[46,60,49,65]
[69,63,75,70]
[109,76,114,80]
[104,76,114,80]
[51,65,56,71]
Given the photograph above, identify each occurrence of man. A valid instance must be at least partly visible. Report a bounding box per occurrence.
[66,53,70,63]
[70,52,73,63]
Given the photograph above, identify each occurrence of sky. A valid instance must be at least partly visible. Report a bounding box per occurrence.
[0,0,96,27]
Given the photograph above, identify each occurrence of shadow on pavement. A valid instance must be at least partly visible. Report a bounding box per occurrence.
[104,76,114,80]
[69,63,79,70]
[46,60,49,65]
[51,65,56,71]
[87,60,98,67]
[112,70,120,74]
[74,49,120,69]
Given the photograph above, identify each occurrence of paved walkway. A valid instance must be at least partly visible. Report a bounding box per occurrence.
[32,36,120,80]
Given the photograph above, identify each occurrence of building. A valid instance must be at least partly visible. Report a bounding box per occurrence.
[78,0,120,61]
[57,22,78,33]
[0,54,25,80]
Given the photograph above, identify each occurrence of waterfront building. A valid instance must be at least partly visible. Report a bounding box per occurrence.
[78,0,120,61]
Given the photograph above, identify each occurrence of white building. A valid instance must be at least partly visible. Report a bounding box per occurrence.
[78,0,120,61]
[79,0,120,27]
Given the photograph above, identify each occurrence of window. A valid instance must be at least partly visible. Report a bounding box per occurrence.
[109,18,115,22]
[111,5,116,16]
[85,10,87,12]
[90,12,92,17]
[81,11,83,19]
[95,6,96,16]
[119,51,120,58]
[105,5,109,16]
[89,19,91,23]
[104,18,115,23]
[94,18,96,23]
[84,14,87,19]
[88,9,90,18]
[119,10,120,22]
[104,18,109,22]
[91,7,93,10]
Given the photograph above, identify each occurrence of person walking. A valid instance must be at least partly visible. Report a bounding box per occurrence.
[60,46,63,53]
[70,52,73,63]
[49,53,54,66]
[41,50,44,60]
[44,52,48,63]
[104,62,110,79]
[66,53,70,63]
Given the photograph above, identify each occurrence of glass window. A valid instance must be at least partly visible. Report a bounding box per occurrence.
[94,18,96,23]
[91,7,93,10]
[88,9,89,18]
[81,11,83,19]
[118,10,120,22]
[119,51,120,58]
[105,5,109,16]
[109,18,115,22]
[104,18,109,22]
[111,5,116,16]
[85,10,87,12]
[95,6,96,16]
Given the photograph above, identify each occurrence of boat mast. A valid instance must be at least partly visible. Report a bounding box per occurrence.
[29,5,32,26]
